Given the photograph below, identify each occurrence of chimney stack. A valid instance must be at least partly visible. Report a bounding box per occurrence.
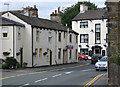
[50,7,62,23]
[80,3,88,13]
[23,5,38,17]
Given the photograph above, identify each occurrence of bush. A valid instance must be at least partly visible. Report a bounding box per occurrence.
[16,62,21,68]
[2,57,19,69]
[113,53,120,66]
[2,64,9,69]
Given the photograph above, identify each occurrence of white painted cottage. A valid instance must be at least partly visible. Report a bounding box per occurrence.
[72,4,108,57]
[0,17,25,66]
[1,6,78,67]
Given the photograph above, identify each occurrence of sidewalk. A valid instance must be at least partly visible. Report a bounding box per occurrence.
[91,73,109,87]
[2,60,89,73]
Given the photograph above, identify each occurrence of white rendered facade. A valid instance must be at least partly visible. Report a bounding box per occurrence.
[2,12,78,67]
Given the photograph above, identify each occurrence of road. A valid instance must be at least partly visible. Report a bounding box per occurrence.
[1,60,108,87]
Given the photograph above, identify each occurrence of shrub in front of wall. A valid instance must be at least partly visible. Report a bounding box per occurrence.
[5,57,18,69]
[2,64,9,69]
[16,62,21,68]
[113,53,120,66]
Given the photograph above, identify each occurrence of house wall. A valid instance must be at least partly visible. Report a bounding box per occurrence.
[2,13,33,67]
[2,12,78,67]
[72,19,108,56]
[0,26,13,59]
[33,28,78,66]
[0,25,25,63]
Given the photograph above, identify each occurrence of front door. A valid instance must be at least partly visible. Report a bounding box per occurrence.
[20,48,23,67]
[63,50,66,64]
[50,50,52,66]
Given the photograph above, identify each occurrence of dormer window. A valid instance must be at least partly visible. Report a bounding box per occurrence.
[80,21,88,28]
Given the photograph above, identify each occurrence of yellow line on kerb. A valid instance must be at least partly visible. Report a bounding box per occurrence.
[0,63,89,80]
[84,73,107,87]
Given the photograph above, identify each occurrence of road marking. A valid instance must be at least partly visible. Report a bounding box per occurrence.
[35,78,48,83]
[24,83,30,86]
[52,74,62,77]
[65,71,74,74]
[1,63,89,80]
[82,69,94,72]
[84,73,107,87]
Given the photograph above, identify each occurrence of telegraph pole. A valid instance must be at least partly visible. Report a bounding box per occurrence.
[4,3,10,11]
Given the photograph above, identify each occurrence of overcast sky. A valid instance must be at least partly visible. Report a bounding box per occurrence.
[0,0,106,19]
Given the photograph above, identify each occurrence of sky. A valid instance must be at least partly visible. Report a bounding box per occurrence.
[0,0,106,19]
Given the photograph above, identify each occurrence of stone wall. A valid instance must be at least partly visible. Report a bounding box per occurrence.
[108,58,120,86]
[106,1,120,87]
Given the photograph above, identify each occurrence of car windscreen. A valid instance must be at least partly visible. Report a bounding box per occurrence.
[100,57,107,61]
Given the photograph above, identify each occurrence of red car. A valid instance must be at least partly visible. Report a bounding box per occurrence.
[78,53,88,61]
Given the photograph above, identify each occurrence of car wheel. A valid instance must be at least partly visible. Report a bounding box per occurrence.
[79,58,82,61]
[96,69,99,71]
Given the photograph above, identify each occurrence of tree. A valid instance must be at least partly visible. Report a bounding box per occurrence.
[61,1,98,28]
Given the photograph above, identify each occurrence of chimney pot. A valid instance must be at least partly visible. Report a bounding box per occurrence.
[52,12,54,14]
[58,7,60,13]
[34,5,36,8]
[55,10,57,14]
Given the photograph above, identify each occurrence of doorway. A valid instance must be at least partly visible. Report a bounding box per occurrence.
[63,50,66,64]
[20,48,23,67]
[50,50,52,66]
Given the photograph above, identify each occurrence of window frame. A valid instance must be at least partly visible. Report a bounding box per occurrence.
[69,34,72,43]
[80,21,88,28]
[58,32,61,42]
[2,27,9,39]
[95,24,101,44]
[80,34,89,43]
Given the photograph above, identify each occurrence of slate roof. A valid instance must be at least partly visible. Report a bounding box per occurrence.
[9,12,78,34]
[72,10,107,21]
[0,16,25,27]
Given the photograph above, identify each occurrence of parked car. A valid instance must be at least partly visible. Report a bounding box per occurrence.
[78,53,88,61]
[86,55,91,60]
[91,54,102,64]
[95,56,108,71]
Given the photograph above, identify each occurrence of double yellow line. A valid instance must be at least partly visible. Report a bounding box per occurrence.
[0,63,89,80]
[84,73,107,87]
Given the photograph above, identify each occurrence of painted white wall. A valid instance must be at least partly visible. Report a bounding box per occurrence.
[72,19,108,55]
[2,12,78,67]
[2,12,32,67]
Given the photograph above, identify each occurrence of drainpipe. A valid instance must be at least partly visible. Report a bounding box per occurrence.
[31,26,33,67]
[13,25,15,58]
[66,24,69,63]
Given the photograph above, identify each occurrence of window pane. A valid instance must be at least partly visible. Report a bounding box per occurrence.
[2,28,8,33]
[3,33,7,37]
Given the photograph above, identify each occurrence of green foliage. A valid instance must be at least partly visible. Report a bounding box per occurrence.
[61,1,98,28]
[2,64,9,69]
[113,53,120,66]
[2,57,18,69]
[113,46,120,66]
[16,62,21,68]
